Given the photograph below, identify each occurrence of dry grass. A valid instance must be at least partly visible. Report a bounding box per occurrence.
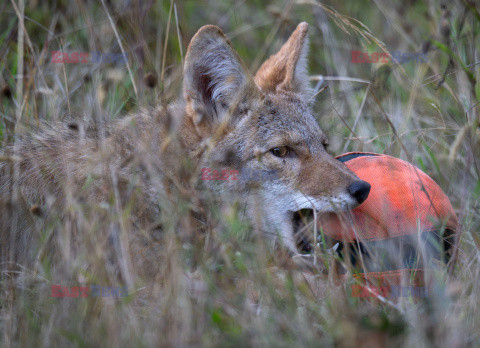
[0,0,479,346]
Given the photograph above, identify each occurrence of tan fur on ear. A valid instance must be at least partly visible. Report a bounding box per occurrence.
[183,25,259,138]
[254,22,311,96]
[183,25,254,111]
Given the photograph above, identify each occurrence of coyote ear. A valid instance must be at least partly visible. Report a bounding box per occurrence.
[254,22,311,96]
[183,25,257,130]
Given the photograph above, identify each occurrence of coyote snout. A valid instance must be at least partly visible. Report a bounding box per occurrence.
[295,153,371,211]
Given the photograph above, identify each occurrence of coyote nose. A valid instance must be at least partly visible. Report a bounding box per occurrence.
[348,180,371,204]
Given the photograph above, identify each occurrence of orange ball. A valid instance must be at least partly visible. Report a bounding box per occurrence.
[316,153,459,291]
[318,152,458,242]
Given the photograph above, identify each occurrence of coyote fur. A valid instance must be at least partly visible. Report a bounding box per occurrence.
[0,22,370,269]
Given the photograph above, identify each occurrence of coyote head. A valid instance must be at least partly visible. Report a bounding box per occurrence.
[182,23,370,253]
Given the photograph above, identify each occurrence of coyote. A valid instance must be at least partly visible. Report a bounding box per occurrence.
[0,22,370,268]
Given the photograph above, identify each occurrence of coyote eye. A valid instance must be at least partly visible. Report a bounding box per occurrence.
[271,146,290,158]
